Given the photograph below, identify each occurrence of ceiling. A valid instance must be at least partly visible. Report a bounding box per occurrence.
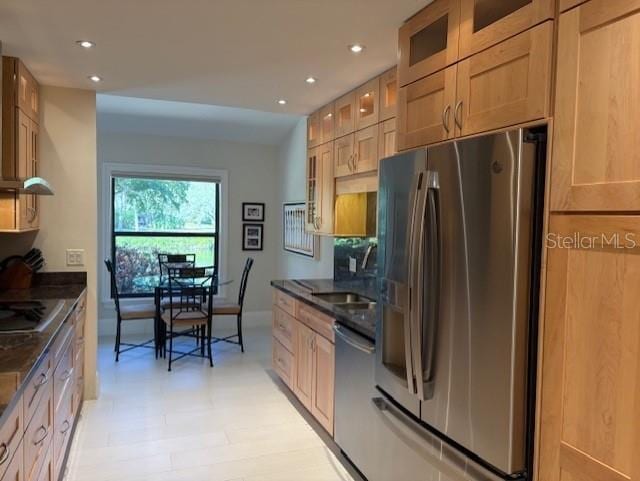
[0,0,427,115]
[97,95,302,145]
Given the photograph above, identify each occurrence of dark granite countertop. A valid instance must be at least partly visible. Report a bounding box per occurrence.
[271,278,377,341]
[0,272,86,423]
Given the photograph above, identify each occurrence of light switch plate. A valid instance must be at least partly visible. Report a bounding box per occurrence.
[66,249,85,266]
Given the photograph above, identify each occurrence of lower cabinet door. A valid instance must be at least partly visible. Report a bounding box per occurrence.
[33,444,52,481]
[24,381,53,481]
[0,440,23,481]
[53,386,74,480]
[272,337,293,388]
[538,214,640,481]
[311,335,335,435]
[293,323,314,410]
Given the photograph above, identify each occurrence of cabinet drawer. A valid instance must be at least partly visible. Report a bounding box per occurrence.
[0,401,22,480]
[53,385,74,481]
[455,21,552,137]
[0,439,23,481]
[51,321,73,368]
[273,290,296,317]
[22,353,51,429]
[53,337,74,417]
[272,307,295,353]
[296,303,334,343]
[272,338,293,388]
[24,379,52,481]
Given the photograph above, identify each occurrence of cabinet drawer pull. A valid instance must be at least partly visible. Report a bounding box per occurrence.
[60,368,74,381]
[278,323,287,332]
[0,443,10,465]
[60,420,71,435]
[33,425,48,446]
[34,372,48,389]
[454,101,463,130]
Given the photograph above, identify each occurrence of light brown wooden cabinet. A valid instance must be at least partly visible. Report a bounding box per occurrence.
[455,21,552,137]
[397,66,456,150]
[398,22,552,150]
[398,0,460,87]
[272,290,335,436]
[307,111,320,149]
[334,91,357,138]
[379,68,398,121]
[550,1,640,212]
[1,56,40,233]
[378,118,397,160]
[0,441,23,481]
[319,103,335,144]
[538,214,640,481]
[334,134,355,179]
[355,78,380,130]
[305,142,334,235]
[353,125,379,174]
[458,0,554,58]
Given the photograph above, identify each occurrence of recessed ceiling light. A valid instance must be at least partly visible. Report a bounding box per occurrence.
[305,77,317,84]
[277,99,287,105]
[76,40,95,49]
[88,75,102,83]
[349,44,365,53]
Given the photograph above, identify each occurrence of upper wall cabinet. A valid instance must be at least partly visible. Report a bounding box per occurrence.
[17,61,40,123]
[397,66,457,150]
[398,0,460,87]
[319,103,335,144]
[335,91,357,138]
[379,68,398,121]
[307,111,321,149]
[458,0,554,58]
[379,118,397,160]
[550,1,640,212]
[559,0,588,12]
[305,143,334,235]
[355,78,380,130]
[455,21,552,137]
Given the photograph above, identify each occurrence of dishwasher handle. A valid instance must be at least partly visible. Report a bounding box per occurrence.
[333,324,375,354]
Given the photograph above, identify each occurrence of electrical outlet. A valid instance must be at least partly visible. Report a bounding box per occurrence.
[349,256,357,273]
[66,249,85,266]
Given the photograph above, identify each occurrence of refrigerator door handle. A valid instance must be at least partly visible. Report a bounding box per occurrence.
[408,171,429,397]
[406,171,427,394]
[412,171,440,401]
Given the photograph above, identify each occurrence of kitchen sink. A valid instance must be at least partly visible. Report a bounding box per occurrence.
[312,292,373,304]
[339,301,377,312]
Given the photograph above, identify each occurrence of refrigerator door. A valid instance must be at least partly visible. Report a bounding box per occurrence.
[420,129,535,475]
[375,149,427,417]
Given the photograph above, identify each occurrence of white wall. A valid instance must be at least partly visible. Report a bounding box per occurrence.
[97,131,280,334]
[276,118,334,279]
[0,86,99,399]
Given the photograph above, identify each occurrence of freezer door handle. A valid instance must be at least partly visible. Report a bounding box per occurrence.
[371,396,508,481]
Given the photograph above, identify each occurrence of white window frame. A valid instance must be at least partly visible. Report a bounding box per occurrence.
[100,161,229,304]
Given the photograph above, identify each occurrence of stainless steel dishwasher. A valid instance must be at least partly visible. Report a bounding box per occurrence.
[333,323,376,480]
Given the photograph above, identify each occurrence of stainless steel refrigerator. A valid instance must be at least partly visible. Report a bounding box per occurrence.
[371,127,545,481]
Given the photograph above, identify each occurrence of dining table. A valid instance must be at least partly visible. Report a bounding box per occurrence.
[132,274,234,358]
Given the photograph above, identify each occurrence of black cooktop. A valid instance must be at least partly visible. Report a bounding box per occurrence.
[0,299,64,333]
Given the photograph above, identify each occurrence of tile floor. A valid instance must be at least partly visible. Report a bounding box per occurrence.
[65,327,359,481]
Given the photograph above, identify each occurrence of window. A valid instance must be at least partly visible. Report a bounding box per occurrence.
[111,176,220,297]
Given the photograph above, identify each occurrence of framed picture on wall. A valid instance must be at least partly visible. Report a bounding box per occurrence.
[242,202,265,222]
[242,223,264,251]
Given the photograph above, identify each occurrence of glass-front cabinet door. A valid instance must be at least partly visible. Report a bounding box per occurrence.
[398,0,460,87]
[307,111,320,148]
[319,102,335,144]
[355,78,380,130]
[305,147,320,232]
[458,0,553,58]
[379,68,398,121]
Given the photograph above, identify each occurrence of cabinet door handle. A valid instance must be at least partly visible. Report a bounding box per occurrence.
[0,443,10,466]
[61,368,74,381]
[34,372,48,389]
[347,154,354,172]
[27,207,37,223]
[442,105,451,133]
[454,101,463,130]
[33,425,48,446]
[60,420,71,435]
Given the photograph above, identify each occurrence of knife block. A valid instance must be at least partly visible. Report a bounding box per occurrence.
[0,261,33,289]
